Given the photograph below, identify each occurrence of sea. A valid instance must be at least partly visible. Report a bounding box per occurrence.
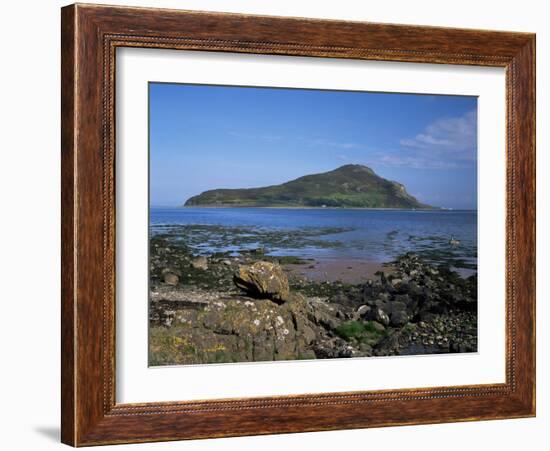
[150,207,477,272]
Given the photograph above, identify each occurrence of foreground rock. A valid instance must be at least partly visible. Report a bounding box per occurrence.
[149,289,362,365]
[233,261,290,303]
[358,253,477,324]
[163,272,179,286]
[334,252,478,355]
[191,256,208,270]
[149,235,478,365]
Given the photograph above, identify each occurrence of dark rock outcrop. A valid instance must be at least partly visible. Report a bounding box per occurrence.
[233,261,290,303]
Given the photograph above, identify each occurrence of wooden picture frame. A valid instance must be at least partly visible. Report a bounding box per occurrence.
[61,3,535,446]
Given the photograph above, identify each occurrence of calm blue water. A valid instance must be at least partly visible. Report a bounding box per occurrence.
[150,207,477,270]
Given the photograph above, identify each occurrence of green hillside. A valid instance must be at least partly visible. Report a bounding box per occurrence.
[183,164,433,209]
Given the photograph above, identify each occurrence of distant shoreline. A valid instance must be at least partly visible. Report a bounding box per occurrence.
[168,205,473,212]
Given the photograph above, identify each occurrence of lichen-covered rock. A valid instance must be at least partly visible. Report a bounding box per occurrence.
[233,261,290,303]
[150,295,326,365]
[306,299,342,330]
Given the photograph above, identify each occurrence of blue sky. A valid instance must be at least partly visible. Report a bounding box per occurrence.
[149,83,477,209]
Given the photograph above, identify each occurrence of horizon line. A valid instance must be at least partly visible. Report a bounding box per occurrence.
[149,205,478,211]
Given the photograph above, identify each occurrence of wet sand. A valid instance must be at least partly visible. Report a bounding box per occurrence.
[284,258,394,284]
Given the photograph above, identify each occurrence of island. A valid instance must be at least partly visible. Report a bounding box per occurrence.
[183,164,433,209]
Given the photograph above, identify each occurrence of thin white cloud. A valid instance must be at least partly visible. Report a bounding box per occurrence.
[399,110,477,160]
[400,134,454,147]
[371,154,461,170]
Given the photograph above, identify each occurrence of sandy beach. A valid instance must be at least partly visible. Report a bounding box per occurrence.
[284,259,393,284]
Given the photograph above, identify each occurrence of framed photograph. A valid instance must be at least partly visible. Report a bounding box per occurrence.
[61,4,535,446]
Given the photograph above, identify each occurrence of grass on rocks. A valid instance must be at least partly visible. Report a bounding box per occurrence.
[334,320,387,346]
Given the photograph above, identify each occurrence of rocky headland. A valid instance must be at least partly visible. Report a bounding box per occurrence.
[184,164,433,209]
[149,235,477,366]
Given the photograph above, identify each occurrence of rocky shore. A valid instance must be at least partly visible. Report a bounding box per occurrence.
[149,235,477,366]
